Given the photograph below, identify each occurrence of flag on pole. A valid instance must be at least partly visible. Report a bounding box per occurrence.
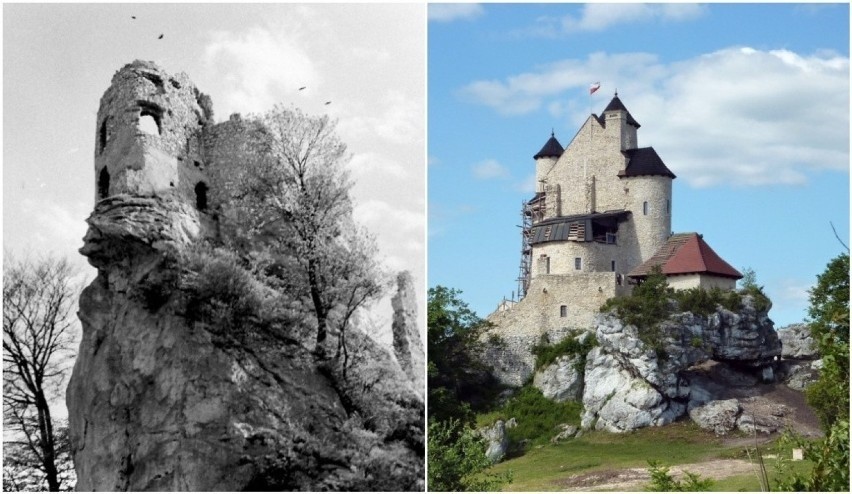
[589,82,601,95]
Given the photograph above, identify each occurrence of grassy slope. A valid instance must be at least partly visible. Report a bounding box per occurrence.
[482,420,813,492]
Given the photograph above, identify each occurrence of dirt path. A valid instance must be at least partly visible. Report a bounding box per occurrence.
[557,458,760,491]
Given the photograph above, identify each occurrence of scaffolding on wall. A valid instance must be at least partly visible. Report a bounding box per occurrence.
[517,191,545,299]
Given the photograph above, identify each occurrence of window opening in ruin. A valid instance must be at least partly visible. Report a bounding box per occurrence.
[137,102,163,136]
[560,305,567,317]
[575,257,582,270]
[98,167,110,199]
[138,113,160,135]
[99,118,109,154]
[140,72,164,90]
[643,201,648,215]
[195,182,208,211]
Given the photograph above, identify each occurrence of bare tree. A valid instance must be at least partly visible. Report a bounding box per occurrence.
[209,105,384,359]
[3,256,78,491]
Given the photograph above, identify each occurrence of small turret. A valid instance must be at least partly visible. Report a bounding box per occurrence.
[602,91,639,151]
[533,131,563,189]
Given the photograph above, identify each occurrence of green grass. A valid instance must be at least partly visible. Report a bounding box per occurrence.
[712,460,815,492]
[481,421,774,492]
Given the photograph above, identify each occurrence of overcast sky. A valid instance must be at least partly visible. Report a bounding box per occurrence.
[3,4,426,409]
[428,3,849,327]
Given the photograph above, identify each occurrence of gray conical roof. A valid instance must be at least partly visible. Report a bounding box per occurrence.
[533,132,564,159]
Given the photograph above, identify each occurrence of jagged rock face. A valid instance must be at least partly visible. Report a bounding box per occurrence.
[688,399,741,435]
[533,355,584,403]
[392,271,424,398]
[581,296,781,432]
[68,196,423,491]
[478,420,508,464]
[777,323,819,359]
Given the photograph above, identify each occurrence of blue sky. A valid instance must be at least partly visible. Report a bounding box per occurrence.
[428,3,850,327]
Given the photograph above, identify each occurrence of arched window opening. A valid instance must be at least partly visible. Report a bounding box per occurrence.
[195,182,208,211]
[98,167,110,200]
[138,112,160,135]
[137,102,163,136]
[99,118,109,154]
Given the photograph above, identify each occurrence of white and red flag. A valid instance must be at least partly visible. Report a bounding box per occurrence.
[589,82,601,95]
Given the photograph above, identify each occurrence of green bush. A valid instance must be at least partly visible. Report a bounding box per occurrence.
[427,419,509,491]
[496,386,582,448]
[531,331,598,371]
[646,460,714,491]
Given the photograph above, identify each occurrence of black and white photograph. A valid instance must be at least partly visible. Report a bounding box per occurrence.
[3,3,425,491]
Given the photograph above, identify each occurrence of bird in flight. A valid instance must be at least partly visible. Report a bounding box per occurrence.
[131,16,136,19]
[298,86,306,91]
[158,34,164,39]
[325,101,331,105]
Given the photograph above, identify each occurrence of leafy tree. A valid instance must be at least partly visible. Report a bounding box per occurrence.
[3,256,79,491]
[427,419,508,492]
[805,253,849,429]
[207,106,384,359]
[427,286,498,424]
[776,253,849,491]
[427,287,509,491]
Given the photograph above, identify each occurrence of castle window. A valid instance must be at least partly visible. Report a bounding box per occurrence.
[560,305,567,318]
[97,167,110,199]
[611,260,616,272]
[643,201,648,215]
[99,118,109,154]
[666,199,671,214]
[137,102,163,135]
[575,257,582,270]
[195,182,208,211]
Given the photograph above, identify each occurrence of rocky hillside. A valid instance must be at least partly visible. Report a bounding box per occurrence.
[67,195,423,491]
[482,289,829,441]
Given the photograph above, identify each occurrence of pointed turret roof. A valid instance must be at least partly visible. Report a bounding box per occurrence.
[603,92,640,128]
[628,233,743,280]
[533,131,564,160]
[619,148,676,179]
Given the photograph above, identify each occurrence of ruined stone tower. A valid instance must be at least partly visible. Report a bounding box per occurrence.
[94,60,212,210]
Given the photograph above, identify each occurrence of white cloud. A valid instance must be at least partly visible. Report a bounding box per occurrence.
[204,25,319,118]
[348,152,408,180]
[429,4,484,23]
[337,90,423,146]
[522,3,706,37]
[472,159,510,180]
[459,47,849,187]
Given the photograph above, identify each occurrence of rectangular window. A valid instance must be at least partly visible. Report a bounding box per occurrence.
[575,257,582,270]
[560,305,567,317]
[643,201,648,215]
[666,199,671,214]
[611,260,616,272]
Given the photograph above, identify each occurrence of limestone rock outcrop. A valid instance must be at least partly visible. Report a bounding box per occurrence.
[578,295,781,432]
[67,195,423,491]
[533,354,584,403]
[392,271,424,398]
[777,323,819,360]
[478,420,508,464]
[688,399,741,435]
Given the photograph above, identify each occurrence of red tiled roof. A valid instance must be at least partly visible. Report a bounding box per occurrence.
[628,233,742,279]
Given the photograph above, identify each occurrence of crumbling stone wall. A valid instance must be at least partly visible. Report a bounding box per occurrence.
[95,61,208,204]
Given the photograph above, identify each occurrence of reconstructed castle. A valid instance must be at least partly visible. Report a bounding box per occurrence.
[486,93,742,384]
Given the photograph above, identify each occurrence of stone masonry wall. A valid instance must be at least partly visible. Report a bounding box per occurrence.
[486,272,631,385]
[95,61,207,203]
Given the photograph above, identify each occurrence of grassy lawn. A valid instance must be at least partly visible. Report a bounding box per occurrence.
[482,421,815,492]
